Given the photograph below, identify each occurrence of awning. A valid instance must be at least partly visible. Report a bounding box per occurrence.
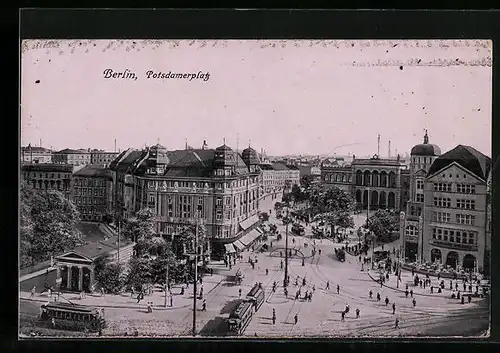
[233,241,245,251]
[240,214,260,230]
[224,244,236,253]
[239,229,261,247]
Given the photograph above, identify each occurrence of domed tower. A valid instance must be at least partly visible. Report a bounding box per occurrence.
[213,143,236,177]
[242,145,261,173]
[409,130,441,204]
[146,143,169,175]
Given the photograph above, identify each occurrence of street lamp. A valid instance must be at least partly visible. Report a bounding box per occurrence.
[283,201,294,288]
[191,211,202,337]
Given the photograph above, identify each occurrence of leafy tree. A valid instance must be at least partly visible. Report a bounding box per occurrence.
[96,262,125,294]
[282,192,293,205]
[122,208,157,242]
[309,186,354,236]
[300,174,314,190]
[260,212,270,222]
[290,184,305,203]
[126,256,153,291]
[365,209,399,241]
[20,181,84,267]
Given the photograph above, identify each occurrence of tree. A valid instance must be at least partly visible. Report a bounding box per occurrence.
[309,186,355,236]
[20,181,84,267]
[126,256,153,291]
[122,208,157,242]
[300,174,314,190]
[365,209,399,242]
[96,261,125,294]
[260,212,270,222]
[290,184,305,203]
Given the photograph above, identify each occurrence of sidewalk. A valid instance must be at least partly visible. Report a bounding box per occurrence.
[20,273,225,311]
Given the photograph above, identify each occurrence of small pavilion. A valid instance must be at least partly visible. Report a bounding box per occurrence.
[55,236,133,292]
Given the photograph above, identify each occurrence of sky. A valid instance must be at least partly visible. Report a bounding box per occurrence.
[21,39,492,158]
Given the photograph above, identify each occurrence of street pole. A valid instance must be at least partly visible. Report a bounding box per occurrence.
[284,207,289,288]
[164,264,169,307]
[117,220,121,264]
[192,215,199,337]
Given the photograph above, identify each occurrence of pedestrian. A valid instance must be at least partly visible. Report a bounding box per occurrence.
[294,313,298,325]
[199,287,203,299]
[312,285,316,293]
[326,281,330,290]
[202,299,207,311]
[455,282,458,291]
[463,282,466,291]
[392,303,396,315]
[359,255,361,262]
[377,292,381,301]
[356,308,360,318]
[266,268,269,276]
[431,286,434,294]
[284,287,288,298]
[337,284,340,294]
[170,295,173,307]
[319,249,321,255]
[280,260,283,270]
[341,311,345,322]
[385,297,389,306]
[461,296,465,305]
[369,290,373,299]
[412,298,416,307]
[239,288,242,298]
[30,286,36,299]
[101,288,105,297]
[457,291,461,300]
[272,310,276,325]
[303,278,306,286]
[450,280,453,290]
[395,317,399,329]
[468,295,471,304]
[405,290,409,298]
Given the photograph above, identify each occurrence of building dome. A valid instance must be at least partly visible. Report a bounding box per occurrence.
[410,130,441,156]
[214,143,236,166]
[242,147,261,165]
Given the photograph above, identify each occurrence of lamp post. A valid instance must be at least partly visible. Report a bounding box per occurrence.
[192,213,200,337]
[283,204,291,288]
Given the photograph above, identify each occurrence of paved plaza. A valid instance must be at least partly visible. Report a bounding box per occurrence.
[19,215,489,337]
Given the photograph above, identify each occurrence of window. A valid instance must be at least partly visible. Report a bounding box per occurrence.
[433,182,452,192]
[433,197,451,208]
[456,199,475,210]
[216,211,222,220]
[416,194,424,203]
[416,179,424,190]
[456,214,475,225]
[432,212,451,223]
[216,197,222,206]
[456,184,476,194]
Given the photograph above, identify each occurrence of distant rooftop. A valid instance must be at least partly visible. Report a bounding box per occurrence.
[73,165,113,180]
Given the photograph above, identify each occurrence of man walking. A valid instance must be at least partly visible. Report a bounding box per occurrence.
[272,309,276,325]
[239,288,242,298]
[326,281,330,290]
[294,313,298,325]
[356,308,360,319]
[392,303,396,315]
[369,290,373,299]
[412,298,416,308]
[385,297,389,306]
[202,299,207,311]
[337,284,340,294]
[395,317,400,329]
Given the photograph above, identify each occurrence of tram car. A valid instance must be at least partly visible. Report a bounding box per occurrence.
[246,283,265,311]
[39,302,106,332]
[228,300,254,335]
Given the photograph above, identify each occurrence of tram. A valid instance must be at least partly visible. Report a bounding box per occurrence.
[246,283,265,311]
[39,302,106,332]
[228,300,254,335]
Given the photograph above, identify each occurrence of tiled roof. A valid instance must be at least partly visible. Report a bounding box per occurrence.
[55,148,90,154]
[21,163,74,172]
[427,145,491,180]
[270,163,290,171]
[73,165,113,179]
[260,164,274,170]
[21,146,51,153]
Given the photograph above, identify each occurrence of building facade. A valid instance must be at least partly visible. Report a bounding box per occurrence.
[52,149,92,165]
[21,145,52,164]
[71,165,114,222]
[401,131,442,261]
[21,163,79,198]
[420,145,491,273]
[110,143,263,259]
[352,155,406,211]
[320,157,353,193]
[90,150,119,166]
